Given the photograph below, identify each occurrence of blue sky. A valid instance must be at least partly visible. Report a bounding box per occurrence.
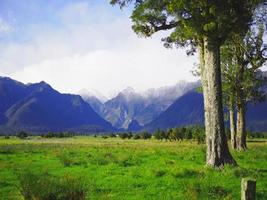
[0,0,198,98]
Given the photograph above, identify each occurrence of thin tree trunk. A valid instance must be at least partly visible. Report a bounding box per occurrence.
[229,99,237,149]
[236,100,247,150]
[203,37,236,167]
[235,64,247,151]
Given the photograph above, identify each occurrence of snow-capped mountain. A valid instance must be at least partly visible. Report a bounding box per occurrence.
[81,81,200,130]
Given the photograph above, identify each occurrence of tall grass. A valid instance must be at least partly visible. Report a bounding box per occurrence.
[18,171,88,200]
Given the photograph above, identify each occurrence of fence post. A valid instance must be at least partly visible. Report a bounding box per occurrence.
[241,178,256,200]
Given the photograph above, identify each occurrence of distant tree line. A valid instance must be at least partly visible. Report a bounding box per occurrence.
[14,131,75,139]
[41,132,75,138]
[98,126,206,144]
[1,128,266,141]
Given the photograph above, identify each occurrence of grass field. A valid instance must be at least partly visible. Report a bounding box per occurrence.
[0,136,266,200]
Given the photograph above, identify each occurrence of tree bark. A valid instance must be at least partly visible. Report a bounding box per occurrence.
[203,37,236,167]
[199,40,211,163]
[229,99,237,149]
[236,64,247,151]
[236,99,247,150]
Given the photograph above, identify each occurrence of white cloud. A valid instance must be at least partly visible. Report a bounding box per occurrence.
[0,17,13,33]
[0,1,197,97]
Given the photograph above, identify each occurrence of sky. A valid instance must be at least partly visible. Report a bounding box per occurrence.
[0,0,198,98]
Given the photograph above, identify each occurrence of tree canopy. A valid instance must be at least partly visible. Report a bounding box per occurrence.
[111,0,264,51]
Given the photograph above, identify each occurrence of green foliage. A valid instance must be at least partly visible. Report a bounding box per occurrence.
[111,0,264,53]
[154,129,167,140]
[118,132,133,139]
[17,131,28,139]
[4,135,10,139]
[0,137,266,199]
[247,131,267,138]
[58,150,74,167]
[221,21,267,110]
[153,126,205,144]
[18,171,87,200]
[109,133,117,138]
[41,132,74,138]
[133,134,141,140]
[138,131,152,139]
[192,126,205,144]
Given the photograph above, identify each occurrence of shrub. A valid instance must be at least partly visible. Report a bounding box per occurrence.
[175,128,185,141]
[17,131,28,139]
[18,171,88,200]
[127,132,133,139]
[192,126,205,144]
[101,135,108,139]
[133,134,141,140]
[109,133,116,138]
[139,131,152,139]
[154,129,162,140]
[184,128,193,139]
[58,151,74,167]
[119,132,130,139]
[41,132,74,138]
[4,135,10,139]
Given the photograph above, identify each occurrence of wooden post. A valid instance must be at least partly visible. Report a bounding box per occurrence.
[241,178,256,200]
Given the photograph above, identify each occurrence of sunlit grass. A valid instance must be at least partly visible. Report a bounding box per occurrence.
[0,136,266,199]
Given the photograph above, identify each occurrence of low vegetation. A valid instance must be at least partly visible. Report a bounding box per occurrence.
[0,136,266,199]
[41,131,75,138]
[18,171,87,200]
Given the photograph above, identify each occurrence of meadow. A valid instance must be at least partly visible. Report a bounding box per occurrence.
[0,136,266,200]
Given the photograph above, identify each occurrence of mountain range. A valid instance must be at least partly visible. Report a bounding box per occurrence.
[144,90,267,132]
[0,77,113,134]
[81,77,267,132]
[81,81,200,130]
[1,76,267,134]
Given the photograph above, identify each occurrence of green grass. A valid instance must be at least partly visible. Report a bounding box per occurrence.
[0,136,266,200]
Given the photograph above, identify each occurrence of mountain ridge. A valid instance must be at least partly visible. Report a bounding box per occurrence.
[0,77,113,134]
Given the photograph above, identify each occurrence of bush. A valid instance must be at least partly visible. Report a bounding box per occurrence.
[101,135,109,139]
[118,132,132,139]
[139,131,152,139]
[184,128,193,139]
[109,133,116,138]
[192,126,205,144]
[153,126,205,142]
[18,171,88,200]
[4,135,10,139]
[154,129,167,140]
[17,131,28,139]
[58,151,74,167]
[41,132,74,138]
[133,134,141,140]
[247,131,267,138]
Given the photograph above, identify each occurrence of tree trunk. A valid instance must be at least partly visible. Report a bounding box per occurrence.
[236,100,247,150]
[199,40,211,157]
[229,99,237,149]
[236,64,247,151]
[202,37,236,167]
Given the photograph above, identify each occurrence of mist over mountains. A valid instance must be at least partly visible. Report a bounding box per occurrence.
[80,81,200,130]
[0,76,267,134]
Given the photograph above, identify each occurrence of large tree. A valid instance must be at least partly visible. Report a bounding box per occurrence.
[111,0,264,167]
[221,21,267,150]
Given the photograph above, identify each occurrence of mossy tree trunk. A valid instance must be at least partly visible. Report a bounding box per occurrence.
[202,37,236,167]
[229,99,237,149]
[236,99,247,150]
[199,40,211,155]
[236,66,247,151]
